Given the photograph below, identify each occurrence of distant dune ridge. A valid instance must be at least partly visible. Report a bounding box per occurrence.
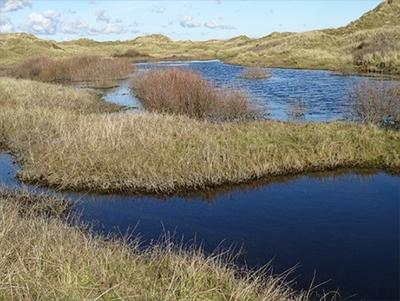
[0,0,399,74]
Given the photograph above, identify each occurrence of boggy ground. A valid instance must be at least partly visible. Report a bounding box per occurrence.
[0,77,399,194]
[0,188,337,301]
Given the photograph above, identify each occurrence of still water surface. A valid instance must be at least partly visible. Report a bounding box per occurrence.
[2,60,400,300]
[105,60,398,121]
[0,153,398,300]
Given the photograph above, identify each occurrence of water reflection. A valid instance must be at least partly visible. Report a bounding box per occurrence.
[0,152,398,299]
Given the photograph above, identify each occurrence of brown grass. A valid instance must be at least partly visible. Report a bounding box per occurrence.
[1,78,399,194]
[240,67,271,79]
[131,68,258,121]
[0,188,337,301]
[113,48,148,58]
[11,55,133,88]
[349,81,400,129]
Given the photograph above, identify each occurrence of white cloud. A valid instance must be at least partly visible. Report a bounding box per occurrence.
[204,20,235,30]
[60,19,89,35]
[179,15,200,28]
[1,0,31,13]
[95,9,110,23]
[26,10,60,34]
[0,17,14,32]
[22,8,129,36]
[90,22,125,34]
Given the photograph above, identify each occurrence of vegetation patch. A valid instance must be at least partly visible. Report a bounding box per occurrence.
[240,67,271,79]
[131,68,259,121]
[1,1,400,75]
[1,78,399,194]
[10,55,133,88]
[0,189,338,301]
[349,81,400,129]
[113,48,150,58]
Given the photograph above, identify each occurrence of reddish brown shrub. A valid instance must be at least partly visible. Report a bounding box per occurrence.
[131,68,258,121]
[12,56,132,86]
[113,49,147,58]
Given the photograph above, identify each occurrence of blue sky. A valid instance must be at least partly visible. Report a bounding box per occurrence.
[0,0,381,41]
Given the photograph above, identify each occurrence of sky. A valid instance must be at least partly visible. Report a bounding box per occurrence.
[0,0,382,41]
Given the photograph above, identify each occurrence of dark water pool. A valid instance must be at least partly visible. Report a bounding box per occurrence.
[0,153,398,300]
[122,60,398,122]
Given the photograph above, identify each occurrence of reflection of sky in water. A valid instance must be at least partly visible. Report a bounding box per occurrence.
[134,60,397,121]
[1,152,399,300]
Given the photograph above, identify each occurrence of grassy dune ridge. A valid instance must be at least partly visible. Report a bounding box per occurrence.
[0,77,399,193]
[0,0,399,75]
[0,189,330,301]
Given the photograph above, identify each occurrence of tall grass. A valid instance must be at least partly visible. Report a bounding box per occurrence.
[0,189,336,301]
[349,82,400,129]
[11,55,132,88]
[131,68,258,121]
[240,67,271,79]
[1,78,399,194]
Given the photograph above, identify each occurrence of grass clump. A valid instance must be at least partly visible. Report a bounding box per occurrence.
[240,67,271,79]
[113,48,149,58]
[0,77,120,114]
[11,55,133,88]
[131,68,258,121]
[0,189,331,300]
[349,81,400,129]
[0,78,399,194]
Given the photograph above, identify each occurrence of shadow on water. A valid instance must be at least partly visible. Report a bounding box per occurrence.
[0,151,399,300]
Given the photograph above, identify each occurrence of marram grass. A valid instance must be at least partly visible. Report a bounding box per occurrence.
[0,189,335,301]
[0,77,399,194]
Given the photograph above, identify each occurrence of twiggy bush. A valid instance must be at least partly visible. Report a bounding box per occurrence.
[131,68,258,121]
[240,67,271,79]
[113,48,148,58]
[349,82,400,129]
[11,55,132,87]
[287,99,307,122]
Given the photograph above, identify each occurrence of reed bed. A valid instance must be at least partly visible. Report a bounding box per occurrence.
[240,67,271,79]
[11,55,132,88]
[1,78,399,194]
[0,188,336,301]
[131,68,258,121]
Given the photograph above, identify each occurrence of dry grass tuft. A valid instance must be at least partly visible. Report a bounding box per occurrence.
[349,81,400,129]
[0,189,336,300]
[0,77,120,114]
[240,67,271,79]
[131,68,258,121]
[11,55,133,88]
[1,78,399,194]
[113,48,149,58]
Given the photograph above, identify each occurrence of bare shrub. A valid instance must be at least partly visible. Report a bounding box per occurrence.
[240,67,271,79]
[113,48,147,58]
[131,68,258,121]
[349,81,400,129]
[287,99,306,122]
[12,55,132,87]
